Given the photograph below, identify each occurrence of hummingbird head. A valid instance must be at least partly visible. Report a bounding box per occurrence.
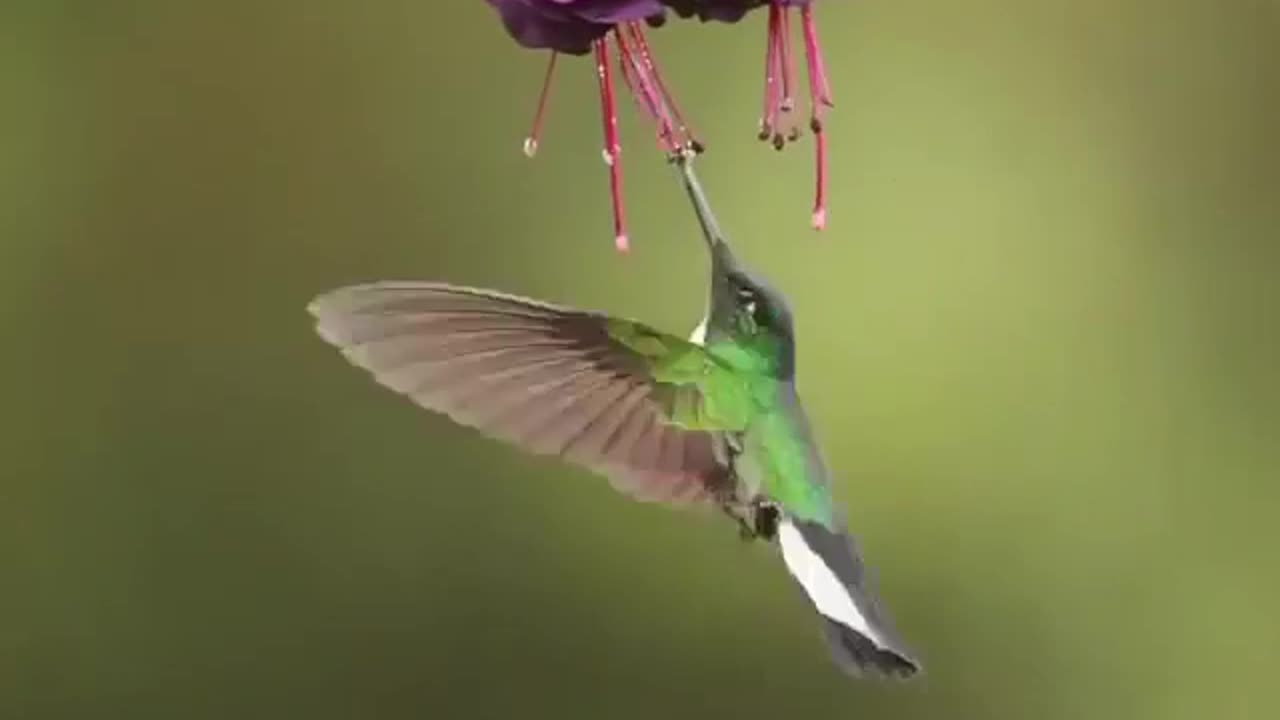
[674,154,796,378]
[713,264,797,378]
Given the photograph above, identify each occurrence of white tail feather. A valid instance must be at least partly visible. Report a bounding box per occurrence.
[778,518,883,647]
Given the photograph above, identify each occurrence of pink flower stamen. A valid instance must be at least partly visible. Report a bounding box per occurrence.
[778,6,795,115]
[757,3,834,227]
[616,34,639,94]
[760,3,806,149]
[514,21,704,250]
[801,5,834,107]
[800,4,831,230]
[613,34,656,128]
[615,27,680,154]
[594,38,628,253]
[625,23,702,153]
[523,51,559,158]
[811,128,827,230]
[615,32,658,131]
[759,3,781,142]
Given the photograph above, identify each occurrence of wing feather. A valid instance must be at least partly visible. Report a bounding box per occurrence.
[310,282,733,506]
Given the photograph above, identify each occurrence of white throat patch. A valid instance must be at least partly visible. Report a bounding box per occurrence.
[689,317,708,345]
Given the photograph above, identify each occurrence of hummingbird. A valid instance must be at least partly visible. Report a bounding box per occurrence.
[307,155,921,678]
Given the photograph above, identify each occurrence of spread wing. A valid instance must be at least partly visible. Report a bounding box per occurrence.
[308,281,744,505]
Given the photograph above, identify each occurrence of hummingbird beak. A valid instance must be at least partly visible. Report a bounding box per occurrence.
[672,153,740,277]
[672,153,747,344]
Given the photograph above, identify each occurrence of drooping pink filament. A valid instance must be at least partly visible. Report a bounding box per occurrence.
[615,34,650,122]
[762,3,807,148]
[810,126,827,230]
[801,5,834,108]
[615,27,679,154]
[800,4,832,230]
[778,6,795,113]
[759,3,781,141]
[757,2,835,227]
[517,24,700,251]
[594,38,628,252]
[625,23,702,153]
[523,51,558,158]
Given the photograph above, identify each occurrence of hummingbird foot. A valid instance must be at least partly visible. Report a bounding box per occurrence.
[719,496,782,543]
[750,499,781,541]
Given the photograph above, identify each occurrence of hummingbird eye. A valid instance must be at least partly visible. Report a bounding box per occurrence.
[729,276,775,331]
[735,287,770,329]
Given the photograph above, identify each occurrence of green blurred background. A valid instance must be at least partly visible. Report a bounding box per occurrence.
[3,1,1277,718]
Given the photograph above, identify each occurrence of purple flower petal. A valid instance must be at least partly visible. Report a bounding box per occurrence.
[486,0,667,54]
[662,0,812,24]
[559,0,666,24]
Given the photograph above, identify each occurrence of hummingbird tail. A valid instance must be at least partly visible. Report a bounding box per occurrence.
[776,517,921,679]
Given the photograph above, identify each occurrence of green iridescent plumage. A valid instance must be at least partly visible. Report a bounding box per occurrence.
[605,318,769,432]
[745,410,834,526]
[604,316,832,526]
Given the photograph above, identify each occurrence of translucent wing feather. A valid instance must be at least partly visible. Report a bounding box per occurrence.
[308,282,740,505]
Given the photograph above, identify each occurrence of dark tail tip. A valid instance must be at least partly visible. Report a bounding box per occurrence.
[778,518,923,680]
[822,619,922,679]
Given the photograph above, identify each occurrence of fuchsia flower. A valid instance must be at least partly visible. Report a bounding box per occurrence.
[485,0,834,250]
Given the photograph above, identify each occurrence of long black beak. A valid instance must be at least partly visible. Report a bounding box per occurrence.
[672,154,740,275]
